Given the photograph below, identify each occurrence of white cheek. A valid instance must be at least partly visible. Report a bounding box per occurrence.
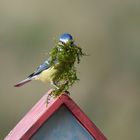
[60,38,68,44]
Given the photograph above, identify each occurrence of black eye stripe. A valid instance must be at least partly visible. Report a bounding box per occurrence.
[61,42,65,45]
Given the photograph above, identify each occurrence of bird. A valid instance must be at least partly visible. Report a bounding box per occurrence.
[14,33,84,97]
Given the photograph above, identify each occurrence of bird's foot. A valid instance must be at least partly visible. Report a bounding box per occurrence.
[46,90,70,106]
[46,90,56,105]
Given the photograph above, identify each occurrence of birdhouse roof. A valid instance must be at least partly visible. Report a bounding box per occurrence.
[5,90,107,140]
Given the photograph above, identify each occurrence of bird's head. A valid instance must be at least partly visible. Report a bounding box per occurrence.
[59,33,74,45]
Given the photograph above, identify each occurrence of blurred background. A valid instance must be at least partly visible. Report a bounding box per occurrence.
[0,0,140,139]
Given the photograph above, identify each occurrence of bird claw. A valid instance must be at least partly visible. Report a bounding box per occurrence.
[46,91,56,105]
[46,90,70,105]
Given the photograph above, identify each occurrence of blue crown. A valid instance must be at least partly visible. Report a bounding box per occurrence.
[59,33,73,44]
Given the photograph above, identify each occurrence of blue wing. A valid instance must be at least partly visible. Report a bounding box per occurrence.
[14,59,53,87]
[28,59,51,78]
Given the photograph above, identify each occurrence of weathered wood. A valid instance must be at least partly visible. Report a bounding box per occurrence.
[4,90,107,140]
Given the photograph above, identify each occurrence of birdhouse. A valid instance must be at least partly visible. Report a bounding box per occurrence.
[4,90,107,140]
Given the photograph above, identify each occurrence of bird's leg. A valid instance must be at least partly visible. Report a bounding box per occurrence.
[51,81,59,89]
[46,81,70,105]
[46,81,60,105]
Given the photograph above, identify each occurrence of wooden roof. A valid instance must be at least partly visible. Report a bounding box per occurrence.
[4,90,107,140]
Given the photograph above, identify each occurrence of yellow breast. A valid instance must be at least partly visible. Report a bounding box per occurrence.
[35,67,57,83]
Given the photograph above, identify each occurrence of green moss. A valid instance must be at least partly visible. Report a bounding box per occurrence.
[49,42,85,96]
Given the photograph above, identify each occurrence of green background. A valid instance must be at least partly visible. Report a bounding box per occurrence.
[0,0,140,139]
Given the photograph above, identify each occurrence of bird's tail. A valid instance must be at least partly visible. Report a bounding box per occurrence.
[14,78,32,87]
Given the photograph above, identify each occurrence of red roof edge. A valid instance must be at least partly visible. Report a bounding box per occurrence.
[4,90,107,140]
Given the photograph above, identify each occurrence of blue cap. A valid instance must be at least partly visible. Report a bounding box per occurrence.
[59,33,73,44]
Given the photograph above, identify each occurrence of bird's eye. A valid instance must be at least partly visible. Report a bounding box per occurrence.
[58,41,65,46]
[61,42,65,45]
